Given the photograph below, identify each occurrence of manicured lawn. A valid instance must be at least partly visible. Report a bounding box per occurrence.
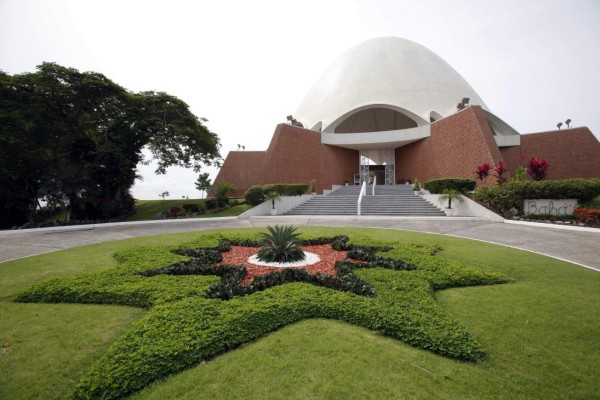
[126,199,250,221]
[1,227,599,399]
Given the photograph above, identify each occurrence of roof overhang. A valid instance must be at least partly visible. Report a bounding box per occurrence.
[321,125,430,151]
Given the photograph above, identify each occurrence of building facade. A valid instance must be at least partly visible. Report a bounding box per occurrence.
[215,37,600,195]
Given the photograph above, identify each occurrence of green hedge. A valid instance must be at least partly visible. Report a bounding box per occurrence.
[244,183,310,206]
[508,179,600,201]
[471,179,600,215]
[262,183,310,196]
[15,233,509,400]
[244,185,265,205]
[424,178,477,194]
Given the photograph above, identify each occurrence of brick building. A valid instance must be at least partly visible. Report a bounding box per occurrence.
[215,37,600,195]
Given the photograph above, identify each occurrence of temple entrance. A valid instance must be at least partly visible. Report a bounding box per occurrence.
[359,150,395,185]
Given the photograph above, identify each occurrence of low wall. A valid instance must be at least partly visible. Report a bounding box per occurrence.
[238,195,312,218]
[422,194,504,222]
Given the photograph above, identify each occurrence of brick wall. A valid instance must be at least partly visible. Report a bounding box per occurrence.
[395,106,501,184]
[520,128,600,179]
[213,151,267,196]
[214,124,358,195]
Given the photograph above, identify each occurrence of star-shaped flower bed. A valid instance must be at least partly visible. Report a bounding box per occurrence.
[15,231,510,400]
[216,244,349,285]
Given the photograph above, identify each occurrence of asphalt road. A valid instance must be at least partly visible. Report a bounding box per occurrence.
[1,216,598,271]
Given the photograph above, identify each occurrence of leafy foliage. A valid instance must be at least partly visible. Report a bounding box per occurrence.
[256,225,306,263]
[475,163,492,182]
[470,179,600,214]
[423,178,476,194]
[494,161,508,185]
[262,183,310,196]
[574,208,600,224]
[0,63,220,227]
[527,157,550,181]
[438,189,464,209]
[195,172,212,196]
[244,185,266,205]
[14,232,509,400]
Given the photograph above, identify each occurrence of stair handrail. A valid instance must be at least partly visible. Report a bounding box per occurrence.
[357,180,367,216]
[372,175,376,196]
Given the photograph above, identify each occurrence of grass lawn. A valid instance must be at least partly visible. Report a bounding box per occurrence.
[126,199,251,221]
[1,227,599,399]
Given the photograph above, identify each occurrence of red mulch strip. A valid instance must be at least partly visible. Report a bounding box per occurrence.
[214,244,350,285]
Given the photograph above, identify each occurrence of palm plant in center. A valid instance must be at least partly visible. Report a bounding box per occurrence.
[256,225,306,263]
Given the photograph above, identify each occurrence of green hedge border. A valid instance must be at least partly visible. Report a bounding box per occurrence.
[15,232,509,400]
[424,178,477,194]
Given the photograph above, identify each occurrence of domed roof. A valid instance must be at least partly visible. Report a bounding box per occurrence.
[295,37,488,133]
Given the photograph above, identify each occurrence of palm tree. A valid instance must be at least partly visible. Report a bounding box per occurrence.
[265,191,281,210]
[438,189,463,209]
[264,191,281,215]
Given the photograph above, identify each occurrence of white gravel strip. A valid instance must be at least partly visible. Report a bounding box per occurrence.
[247,252,320,268]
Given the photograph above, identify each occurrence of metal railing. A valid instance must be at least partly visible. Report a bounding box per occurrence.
[372,175,376,196]
[357,181,367,215]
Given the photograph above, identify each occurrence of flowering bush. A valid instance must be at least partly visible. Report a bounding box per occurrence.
[475,163,492,182]
[527,157,550,181]
[574,208,600,224]
[494,161,508,186]
[168,206,182,217]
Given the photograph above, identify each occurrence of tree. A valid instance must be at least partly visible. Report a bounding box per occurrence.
[0,63,221,227]
[159,191,170,200]
[212,182,237,210]
[438,189,464,209]
[195,173,211,198]
[265,191,281,210]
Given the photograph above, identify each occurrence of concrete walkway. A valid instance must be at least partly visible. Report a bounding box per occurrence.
[0,216,598,271]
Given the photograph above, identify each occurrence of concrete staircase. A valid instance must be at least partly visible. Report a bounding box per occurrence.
[285,185,446,216]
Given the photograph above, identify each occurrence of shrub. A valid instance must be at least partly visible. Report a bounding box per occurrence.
[204,198,215,210]
[15,232,510,400]
[581,195,600,209]
[424,178,476,194]
[168,206,182,217]
[527,157,550,181]
[494,161,508,185]
[244,185,266,205]
[469,186,519,215]
[574,208,600,224]
[182,204,200,214]
[262,183,309,196]
[475,163,492,182]
[508,179,600,201]
[471,179,600,215]
[256,225,305,263]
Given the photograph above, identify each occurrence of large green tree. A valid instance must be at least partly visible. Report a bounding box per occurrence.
[0,63,221,227]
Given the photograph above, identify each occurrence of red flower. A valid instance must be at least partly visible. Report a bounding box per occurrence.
[475,163,492,181]
[494,161,508,185]
[527,157,550,181]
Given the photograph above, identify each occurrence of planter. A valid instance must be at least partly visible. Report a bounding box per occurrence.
[270,209,277,216]
[311,192,317,196]
[444,208,454,216]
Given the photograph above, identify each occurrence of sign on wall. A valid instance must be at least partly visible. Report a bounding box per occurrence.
[523,199,578,216]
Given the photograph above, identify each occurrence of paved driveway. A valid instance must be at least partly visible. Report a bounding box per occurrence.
[1,216,598,270]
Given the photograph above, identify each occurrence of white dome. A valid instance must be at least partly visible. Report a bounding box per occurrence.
[295,37,488,133]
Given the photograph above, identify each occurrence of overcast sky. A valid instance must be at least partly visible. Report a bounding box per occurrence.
[1,0,599,199]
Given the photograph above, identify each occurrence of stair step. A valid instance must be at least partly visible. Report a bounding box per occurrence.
[285,185,445,216]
